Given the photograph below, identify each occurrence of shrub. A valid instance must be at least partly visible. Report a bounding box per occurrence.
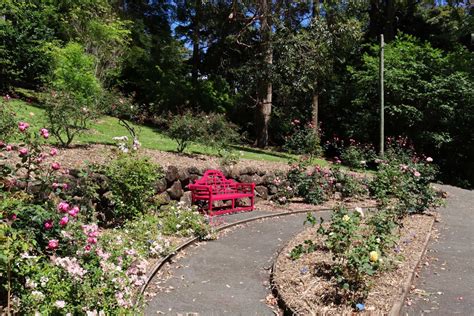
[340,143,376,170]
[204,112,240,150]
[45,42,102,146]
[284,122,322,156]
[316,206,394,305]
[166,111,240,153]
[167,111,206,153]
[103,154,161,223]
[0,121,145,314]
[332,169,369,199]
[287,159,368,205]
[158,202,211,238]
[369,155,441,216]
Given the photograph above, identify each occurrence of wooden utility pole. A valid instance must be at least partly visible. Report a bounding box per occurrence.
[379,34,385,156]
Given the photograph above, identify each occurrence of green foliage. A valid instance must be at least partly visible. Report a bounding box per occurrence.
[315,206,393,304]
[0,98,18,142]
[167,111,206,153]
[340,143,376,170]
[332,169,369,199]
[166,111,239,153]
[287,159,368,205]
[289,240,316,260]
[284,123,322,157]
[349,34,474,187]
[370,147,442,216]
[44,43,103,146]
[103,154,161,222]
[158,202,211,239]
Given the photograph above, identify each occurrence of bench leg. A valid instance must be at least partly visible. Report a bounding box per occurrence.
[251,195,255,211]
[208,198,213,215]
[232,198,235,211]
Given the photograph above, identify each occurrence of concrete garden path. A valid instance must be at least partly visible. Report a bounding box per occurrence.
[402,185,474,315]
[145,210,331,315]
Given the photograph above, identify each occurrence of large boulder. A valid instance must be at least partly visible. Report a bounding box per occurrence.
[167,180,183,200]
[165,165,179,184]
[180,191,193,207]
[255,186,269,200]
[155,178,168,193]
[178,168,190,187]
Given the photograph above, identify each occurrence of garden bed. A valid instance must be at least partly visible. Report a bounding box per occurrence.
[273,213,435,314]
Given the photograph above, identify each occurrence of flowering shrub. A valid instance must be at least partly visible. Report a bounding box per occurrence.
[286,159,368,205]
[369,153,441,216]
[272,180,295,205]
[283,120,322,156]
[0,120,163,314]
[324,137,376,170]
[158,202,211,239]
[315,206,394,305]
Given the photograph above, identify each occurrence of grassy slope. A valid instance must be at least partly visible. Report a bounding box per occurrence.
[9,99,328,165]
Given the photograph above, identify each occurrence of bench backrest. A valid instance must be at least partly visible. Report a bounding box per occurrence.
[195,169,232,187]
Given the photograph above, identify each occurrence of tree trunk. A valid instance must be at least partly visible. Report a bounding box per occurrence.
[255,0,272,148]
[311,91,319,136]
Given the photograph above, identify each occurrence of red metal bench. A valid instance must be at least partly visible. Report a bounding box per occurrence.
[188,169,255,216]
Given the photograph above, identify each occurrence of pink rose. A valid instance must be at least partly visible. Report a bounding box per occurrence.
[47,239,59,250]
[44,219,54,230]
[68,206,79,217]
[62,183,69,190]
[84,244,92,252]
[50,148,58,156]
[40,128,49,139]
[18,122,30,132]
[6,145,12,151]
[414,171,421,177]
[87,237,97,244]
[57,201,70,213]
[10,214,17,220]
[19,148,28,156]
[88,230,99,238]
[51,162,61,170]
[52,182,59,189]
[59,216,69,227]
[426,157,433,162]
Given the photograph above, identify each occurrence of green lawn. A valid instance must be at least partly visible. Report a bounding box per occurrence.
[9,99,329,165]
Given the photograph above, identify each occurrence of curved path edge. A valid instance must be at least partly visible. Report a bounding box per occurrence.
[136,207,339,306]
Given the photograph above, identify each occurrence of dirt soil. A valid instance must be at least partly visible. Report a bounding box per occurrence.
[273,213,435,315]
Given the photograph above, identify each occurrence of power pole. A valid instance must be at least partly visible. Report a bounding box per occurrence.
[379,34,385,157]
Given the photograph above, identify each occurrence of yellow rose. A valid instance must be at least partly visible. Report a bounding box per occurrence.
[342,215,350,222]
[369,251,379,262]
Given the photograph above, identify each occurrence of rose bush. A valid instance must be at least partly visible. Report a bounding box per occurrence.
[1,119,208,314]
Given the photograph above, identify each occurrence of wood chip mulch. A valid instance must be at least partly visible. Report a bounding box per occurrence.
[273,213,435,315]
